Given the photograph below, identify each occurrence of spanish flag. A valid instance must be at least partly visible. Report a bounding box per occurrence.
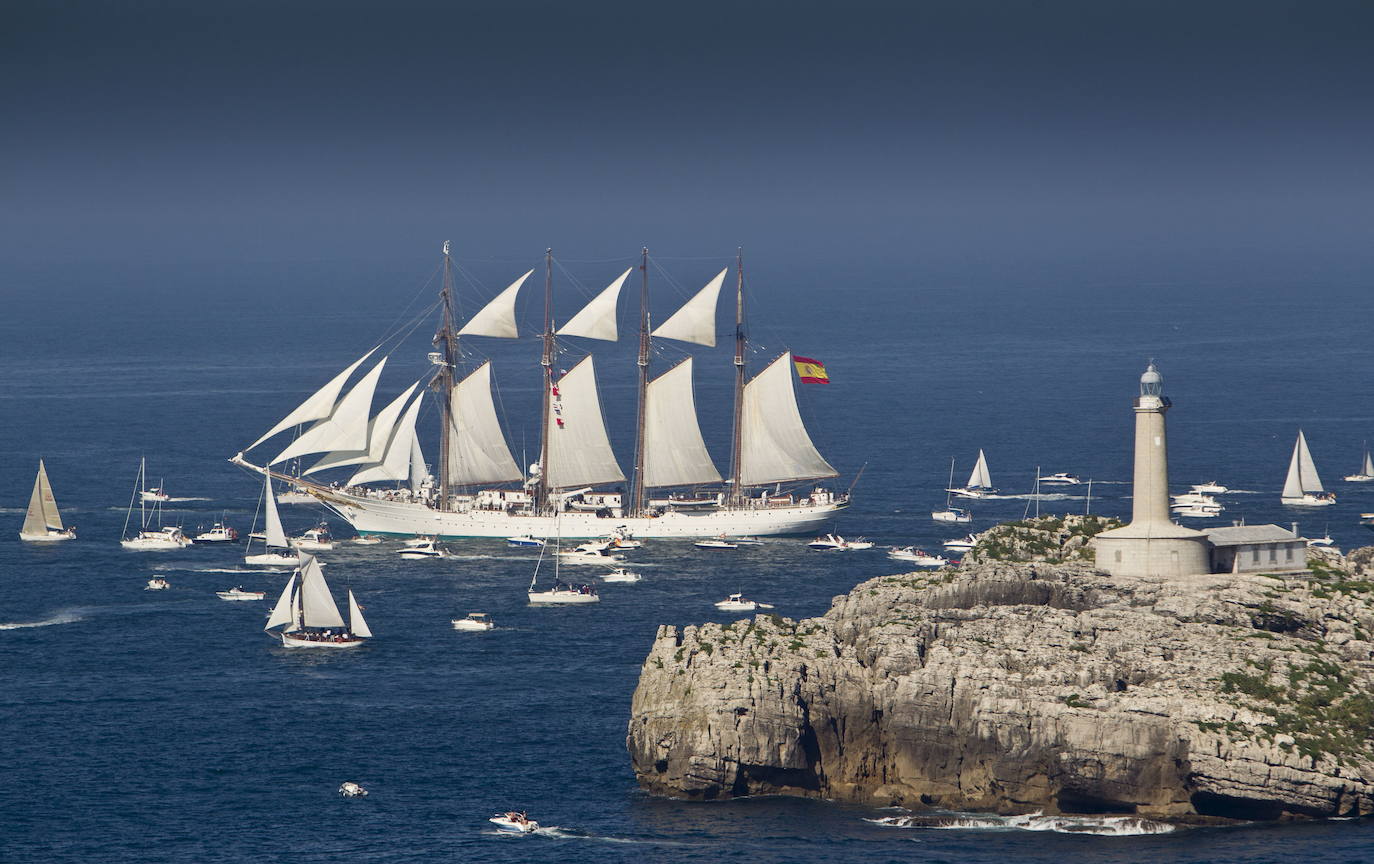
[793,355,829,384]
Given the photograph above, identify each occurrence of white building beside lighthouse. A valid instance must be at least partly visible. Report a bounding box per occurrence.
[1093,362,1211,578]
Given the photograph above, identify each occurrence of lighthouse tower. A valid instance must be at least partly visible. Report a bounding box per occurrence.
[1093,362,1209,578]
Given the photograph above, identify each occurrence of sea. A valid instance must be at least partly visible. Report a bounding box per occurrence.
[2,256,1373,863]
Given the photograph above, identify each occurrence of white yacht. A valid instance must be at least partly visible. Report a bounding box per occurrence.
[397,536,447,559]
[715,593,772,612]
[351,535,382,545]
[489,812,538,833]
[1307,532,1335,548]
[808,534,874,551]
[888,547,948,566]
[451,612,495,631]
[506,535,545,548]
[947,449,998,498]
[121,459,191,549]
[1191,481,1229,494]
[1344,444,1374,483]
[217,587,266,601]
[529,523,602,604]
[1281,430,1335,507]
[338,782,368,797]
[602,568,643,583]
[694,537,738,549]
[263,554,372,648]
[1174,505,1222,519]
[19,460,76,542]
[1037,472,1081,486]
[245,473,301,567]
[145,577,170,590]
[193,521,239,543]
[292,523,335,551]
[942,534,978,552]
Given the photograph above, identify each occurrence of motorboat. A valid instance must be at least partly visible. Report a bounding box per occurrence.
[145,577,170,590]
[292,523,335,551]
[1345,444,1374,483]
[807,534,873,551]
[19,460,77,542]
[193,522,239,543]
[1175,506,1221,518]
[931,507,972,524]
[397,536,447,559]
[122,526,192,550]
[506,535,545,547]
[1037,472,1081,486]
[715,593,773,612]
[1171,493,1220,506]
[140,485,170,503]
[732,536,763,545]
[694,538,738,549]
[452,612,495,631]
[528,581,600,605]
[1307,531,1335,547]
[217,586,266,601]
[351,535,382,545]
[489,812,538,833]
[888,547,948,566]
[557,548,624,565]
[1280,430,1335,506]
[338,782,368,797]
[942,535,978,552]
[1191,481,1229,494]
[264,554,372,648]
[602,568,643,583]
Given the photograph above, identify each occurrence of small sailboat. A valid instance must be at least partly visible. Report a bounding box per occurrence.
[245,473,301,566]
[292,522,334,551]
[947,449,998,498]
[121,459,191,549]
[888,547,947,566]
[714,593,773,612]
[19,460,76,542]
[1280,430,1336,506]
[528,523,600,605]
[264,554,371,648]
[489,811,538,833]
[397,536,447,559]
[217,586,266,601]
[1344,443,1374,483]
[602,567,643,583]
[932,457,973,523]
[192,520,239,543]
[557,547,624,564]
[1307,529,1335,548]
[451,612,495,631]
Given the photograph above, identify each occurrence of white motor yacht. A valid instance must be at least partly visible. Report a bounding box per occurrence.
[931,507,972,524]
[694,538,738,549]
[245,549,303,567]
[217,586,266,601]
[808,534,874,551]
[452,612,495,631]
[193,522,239,543]
[122,526,192,550]
[558,548,624,565]
[888,547,948,566]
[338,782,368,797]
[351,535,382,545]
[528,581,601,604]
[264,555,371,648]
[942,535,978,552]
[1037,472,1081,485]
[145,577,170,590]
[1190,481,1229,494]
[292,523,335,551]
[506,535,545,548]
[715,593,773,612]
[397,536,447,559]
[489,812,538,833]
[602,568,643,583]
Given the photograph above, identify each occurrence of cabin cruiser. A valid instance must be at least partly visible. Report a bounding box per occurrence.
[1191,482,1228,494]
[527,581,600,605]
[694,537,738,549]
[931,507,972,524]
[1306,531,1335,547]
[145,577,170,590]
[942,534,978,552]
[451,612,495,631]
[558,547,624,565]
[193,522,239,543]
[1037,472,1081,486]
[292,523,335,551]
[489,811,537,833]
[715,593,773,612]
[807,534,874,551]
[122,526,192,550]
[139,486,171,503]
[1174,505,1221,518]
[351,535,382,545]
[888,547,948,566]
[602,568,643,583]
[338,782,368,797]
[506,535,545,548]
[397,536,447,559]
[217,586,266,601]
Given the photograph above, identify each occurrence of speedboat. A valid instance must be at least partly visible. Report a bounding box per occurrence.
[557,548,624,565]
[808,534,874,551]
[452,612,495,631]
[528,582,601,605]
[1307,532,1335,547]
[338,782,368,797]
[351,535,382,545]
[397,536,447,559]
[292,524,334,551]
[694,538,738,549]
[607,528,643,550]
[145,577,170,590]
[216,586,266,601]
[1037,472,1081,485]
[602,568,643,583]
[1172,493,1220,506]
[489,811,538,833]
[931,507,972,524]
[122,526,192,550]
[193,522,239,543]
[1191,481,1229,494]
[942,534,978,552]
[715,593,773,612]
[140,486,171,503]
[506,535,545,548]
[888,547,948,566]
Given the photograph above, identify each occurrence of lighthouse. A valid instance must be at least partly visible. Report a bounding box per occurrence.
[1093,362,1209,578]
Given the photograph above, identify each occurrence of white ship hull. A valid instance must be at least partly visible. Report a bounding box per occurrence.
[20,530,75,542]
[315,489,847,540]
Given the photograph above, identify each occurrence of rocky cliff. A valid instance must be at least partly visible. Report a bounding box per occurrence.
[627,529,1374,822]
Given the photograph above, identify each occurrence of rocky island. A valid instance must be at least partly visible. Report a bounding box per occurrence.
[627,516,1374,823]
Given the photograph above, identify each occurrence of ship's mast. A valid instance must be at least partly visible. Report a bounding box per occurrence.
[537,248,554,512]
[433,241,459,511]
[630,247,650,517]
[727,248,746,506]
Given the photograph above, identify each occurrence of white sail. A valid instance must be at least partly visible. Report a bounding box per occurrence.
[264,574,297,630]
[545,356,626,489]
[348,589,372,638]
[967,449,993,489]
[23,460,63,534]
[347,389,424,486]
[248,348,377,451]
[263,472,288,549]
[298,555,346,628]
[556,268,631,342]
[739,352,837,487]
[1283,430,1324,497]
[643,358,721,488]
[1364,447,1373,477]
[651,268,726,347]
[458,269,533,338]
[409,435,426,494]
[447,361,523,486]
[304,380,420,476]
[271,359,388,465]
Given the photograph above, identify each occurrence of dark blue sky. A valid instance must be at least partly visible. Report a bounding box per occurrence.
[5,0,1372,278]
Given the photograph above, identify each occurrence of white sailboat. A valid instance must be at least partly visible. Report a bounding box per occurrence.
[264,554,371,648]
[1281,430,1335,506]
[1344,442,1374,483]
[931,458,972,523]
[947,449,997,498]
[245,472,301,566]
[120,458,190,549]
[229,246,847,539]
[528,520,600,604]
[19,460,76,541]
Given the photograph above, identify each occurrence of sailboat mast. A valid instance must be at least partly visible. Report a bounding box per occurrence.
[434,241,459,511]
[727,248,746,506]
[630,247,650,517]
[538,248,554,512]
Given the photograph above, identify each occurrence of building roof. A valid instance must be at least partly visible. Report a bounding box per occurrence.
[1204,524,1301,547]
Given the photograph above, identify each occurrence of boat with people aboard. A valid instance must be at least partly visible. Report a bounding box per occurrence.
[1345,443,1374,483]
[263,554,372,648]
[888,547,948,566]
[193,521,239,543]
[602,568,643,583]
[351,535,382,545]
[807,534,874,551]
[397,536,447,559]
[489,812,538,833]
[506,535,545,547]
[216,587,266,601]
[244,473,302,566]
[338,782,368,797]
[451,612,495,631]
[228,245,848,539]
[694,537,738,549]
[947,449,998,498]
[292,522,334,551]
[1191,481,1228,494]
[145,577,170,590]
[19,460,76,542]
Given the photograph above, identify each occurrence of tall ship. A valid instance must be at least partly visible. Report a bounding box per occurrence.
[230,244,848,539]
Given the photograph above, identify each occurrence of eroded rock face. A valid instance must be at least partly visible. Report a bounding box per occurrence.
[627,557,1374,821]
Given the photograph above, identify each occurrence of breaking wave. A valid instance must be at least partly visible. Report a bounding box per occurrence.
[867,810,1176,836]
[0,610,84,630]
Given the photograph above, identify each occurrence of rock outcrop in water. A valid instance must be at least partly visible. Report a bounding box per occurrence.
[627,523,1374,822]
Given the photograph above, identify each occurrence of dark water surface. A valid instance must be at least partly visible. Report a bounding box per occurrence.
[2,258,1372,862]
